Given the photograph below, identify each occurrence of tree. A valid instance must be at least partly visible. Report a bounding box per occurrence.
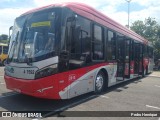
[130,20,145,37]
[130,17,160,61]
[0,34,8,44]
[0,34,8,40]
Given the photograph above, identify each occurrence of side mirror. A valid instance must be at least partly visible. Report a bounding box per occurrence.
[9,26,13,30]
[8,26,13,46]
[9,26,13,37]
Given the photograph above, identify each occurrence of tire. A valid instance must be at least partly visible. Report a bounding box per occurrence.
[95,71,105,94]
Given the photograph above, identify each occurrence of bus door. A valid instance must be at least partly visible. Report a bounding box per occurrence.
[134,43,143,75]
[116,35,125,81]
[124,39,130,78]
[59,18,71,72]
[139,44,143,75]
[59,16,83,71]
[61,15,90,98]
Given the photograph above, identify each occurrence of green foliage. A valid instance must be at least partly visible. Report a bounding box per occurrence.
[130,20,145,37]
[0,34,8,44]
[0,34,8,40]
[130,17,160,60]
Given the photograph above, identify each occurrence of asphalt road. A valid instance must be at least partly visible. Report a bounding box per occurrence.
[0,66,160,120]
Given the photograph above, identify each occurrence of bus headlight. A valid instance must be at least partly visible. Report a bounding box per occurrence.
[35,64,58,79]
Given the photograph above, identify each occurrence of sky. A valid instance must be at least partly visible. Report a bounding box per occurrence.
[0,0,160,35]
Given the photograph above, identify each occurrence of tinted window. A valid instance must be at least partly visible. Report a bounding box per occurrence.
[148,46,153,58]
[3,46,8,54]
[107,30,116,60]
[69,15,91,70]
[117,33,125,60]
[143,45,148,57]
[8,8,61,63]
[125,39,130,60]
[70,15,91,55]
[93,25,104,60]
[94,25,102,41]
[130,40,134,60]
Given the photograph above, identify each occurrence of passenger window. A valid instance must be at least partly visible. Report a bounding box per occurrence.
[93,25,104,60]
[107,30,116,60]
[69,15,91,70]
[70,15,91,61]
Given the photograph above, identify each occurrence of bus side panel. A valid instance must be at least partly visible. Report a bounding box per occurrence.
[59,63,118,99]
[59,63,109,99]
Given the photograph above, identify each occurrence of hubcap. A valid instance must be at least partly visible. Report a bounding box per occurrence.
[96,74,104,91]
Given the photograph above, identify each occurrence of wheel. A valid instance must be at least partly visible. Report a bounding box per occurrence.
[95,71,105,94]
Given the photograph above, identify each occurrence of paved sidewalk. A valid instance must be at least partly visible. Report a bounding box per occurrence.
[149,71,160,77]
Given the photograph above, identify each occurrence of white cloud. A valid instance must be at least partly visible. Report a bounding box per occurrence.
[33,0,124,8]
[0,8,33,35]
[0,0,160,35]
[32,0,160,26]
[130,6,160,25]
[132,0,160,7]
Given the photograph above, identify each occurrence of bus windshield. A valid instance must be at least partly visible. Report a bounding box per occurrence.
[8,8,61,63]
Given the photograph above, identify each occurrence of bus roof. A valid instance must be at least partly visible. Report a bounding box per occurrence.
[21,2,148,44]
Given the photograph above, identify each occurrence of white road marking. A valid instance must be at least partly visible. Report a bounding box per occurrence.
[0,82,5,84]
[0,93,19,98]
[155,85,160,88]
[100,95,109,99]
[146,105,160,110]
[147,75,160,78]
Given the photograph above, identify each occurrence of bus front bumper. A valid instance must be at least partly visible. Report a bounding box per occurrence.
[4,75,60,99]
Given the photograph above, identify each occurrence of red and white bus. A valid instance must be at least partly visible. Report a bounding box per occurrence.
[4,2,154,99]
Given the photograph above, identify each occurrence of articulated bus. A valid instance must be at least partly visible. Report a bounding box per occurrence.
[4,2,154,99]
